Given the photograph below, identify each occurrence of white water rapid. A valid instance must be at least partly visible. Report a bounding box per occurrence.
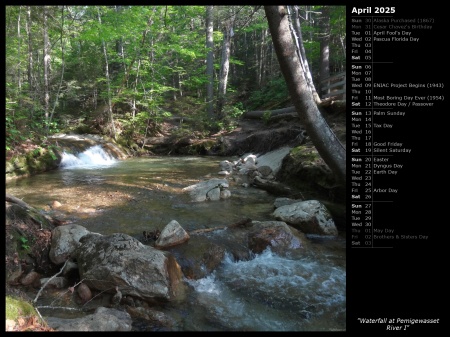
[60,145,118,169]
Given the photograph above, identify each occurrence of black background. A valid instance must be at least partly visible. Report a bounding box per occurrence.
[1,2,446,335]
[346,2,445,333]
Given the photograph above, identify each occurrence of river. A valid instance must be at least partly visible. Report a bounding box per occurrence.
[5,144,346,331]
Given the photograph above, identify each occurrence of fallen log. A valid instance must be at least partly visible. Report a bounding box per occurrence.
[142,136,172,145]
[6,193,31,210]
[242,106,297,119]
[243,100,346,120]
[6,193,65,227]
[189,218,253,235]
[267,112,298,123]
[189,226,227,235]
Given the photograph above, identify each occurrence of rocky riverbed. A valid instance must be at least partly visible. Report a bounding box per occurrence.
[5,108,346,331]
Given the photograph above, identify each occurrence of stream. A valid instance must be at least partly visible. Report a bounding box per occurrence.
[5,143,346,331]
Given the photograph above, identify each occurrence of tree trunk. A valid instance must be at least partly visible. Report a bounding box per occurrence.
[26,6,33,93]
[16,7,22,93]
[43,6,50,126]
[264,6,346,186]
[289,5,321,104]
[206,5,214,119]
[318,6,331,99]
[48,6,66,134]
[216,29,231,119]
[6,193,63,227]
[132,58,141,118]
[216,11,235,120]
[98,7,117,140]
[115,6,125,76]
[258,29,265,86]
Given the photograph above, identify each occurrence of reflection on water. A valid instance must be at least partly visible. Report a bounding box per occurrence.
[6,153,346,331]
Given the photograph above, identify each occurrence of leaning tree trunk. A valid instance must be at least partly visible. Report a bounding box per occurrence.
[289,5,321,104]
[264,6,346,185]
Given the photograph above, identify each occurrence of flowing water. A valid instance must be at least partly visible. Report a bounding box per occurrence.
[6,143,346,331]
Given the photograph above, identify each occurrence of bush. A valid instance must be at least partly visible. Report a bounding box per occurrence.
[246,77,289,110]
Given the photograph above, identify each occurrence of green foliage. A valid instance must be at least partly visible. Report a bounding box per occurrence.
[19,236,30,251]
[220,102,245,130]
[226,102,245,119]
[43,119,60,134]
[5,5,345,155]
[207,102,245,133]
[31,148,41,157]
[262,111,271,125]
[246,76,289,110]
[43,144,59,161]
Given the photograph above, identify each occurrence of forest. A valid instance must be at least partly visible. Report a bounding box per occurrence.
[5,5,346,167]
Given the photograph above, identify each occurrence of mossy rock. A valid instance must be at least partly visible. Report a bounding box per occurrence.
[6,296,40,321]
[277,145,339,200]
[6,148,61,180]
[289,145,321,162]
[6,202,57,274]
[6,296,51,331]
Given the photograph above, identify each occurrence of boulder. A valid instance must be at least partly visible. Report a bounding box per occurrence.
[182,178,230,202]
[49,224,96,265]
[219,160,234,172]
[272,200,338,236]
[45,307,132,331]
[155,220,190,248]
[75,233,184,301]
[166,235,226,280]
[248,221,304,254]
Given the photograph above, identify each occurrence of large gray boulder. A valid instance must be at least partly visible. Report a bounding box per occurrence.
[75,232,184,301]
[272,200,338,236]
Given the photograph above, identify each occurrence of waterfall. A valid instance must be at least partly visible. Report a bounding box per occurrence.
[49,134,127,169]
[60,145,118,169]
